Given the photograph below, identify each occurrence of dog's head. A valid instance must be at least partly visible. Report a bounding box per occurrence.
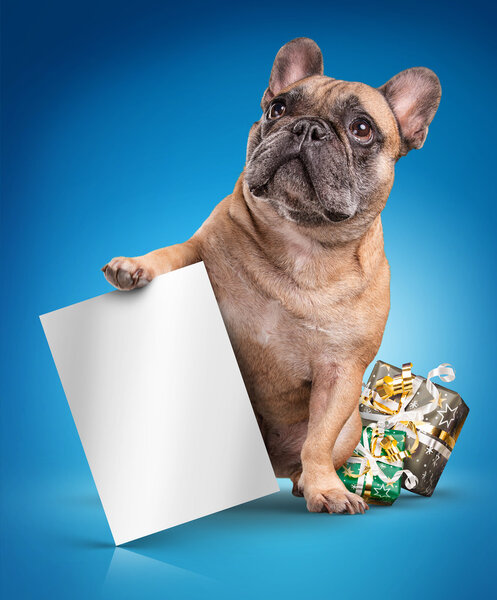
[244,38,441,233]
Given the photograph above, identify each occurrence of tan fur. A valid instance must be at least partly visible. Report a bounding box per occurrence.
[103,75,402,515]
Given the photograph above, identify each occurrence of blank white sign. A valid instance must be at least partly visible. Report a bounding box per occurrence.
[40,262,279,545]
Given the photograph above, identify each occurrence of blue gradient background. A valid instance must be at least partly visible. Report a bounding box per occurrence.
[1,0,495,597]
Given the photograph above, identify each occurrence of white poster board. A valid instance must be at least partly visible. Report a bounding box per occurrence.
[40,262,278,545]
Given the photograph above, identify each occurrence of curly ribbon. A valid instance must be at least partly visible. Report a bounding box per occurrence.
[424,363,456,405]
[343,425,418,495]
[360,362,457,456]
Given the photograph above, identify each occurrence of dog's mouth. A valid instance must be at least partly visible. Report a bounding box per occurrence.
[248,157,353,223]
[250,181,269,198]
[321,209,350,222]
[253,182,350,222]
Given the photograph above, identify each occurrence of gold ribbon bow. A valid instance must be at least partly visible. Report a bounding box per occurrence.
[372,431,411,462]
[365,362,414,415]
[343,428,410,481]
[375,362,413,401]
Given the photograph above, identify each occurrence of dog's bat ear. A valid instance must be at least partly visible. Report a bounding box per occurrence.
[379,67,441,156]
[261,38,323,110]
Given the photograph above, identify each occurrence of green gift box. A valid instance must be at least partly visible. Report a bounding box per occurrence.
[337,424,415,505]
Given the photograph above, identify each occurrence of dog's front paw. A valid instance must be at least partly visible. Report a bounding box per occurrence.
[102,257,153,290]
[302,480,369,515]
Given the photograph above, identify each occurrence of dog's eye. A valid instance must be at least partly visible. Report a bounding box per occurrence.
[349,119,373,142]
[268,101,286,120]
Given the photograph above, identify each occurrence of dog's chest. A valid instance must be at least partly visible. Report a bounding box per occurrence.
[204,255,358,415]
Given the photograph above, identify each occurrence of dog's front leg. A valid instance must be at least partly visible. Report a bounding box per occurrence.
[299,362,368,514]
[102,237,201,290]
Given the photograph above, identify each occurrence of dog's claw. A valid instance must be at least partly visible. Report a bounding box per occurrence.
[306,487,368,515]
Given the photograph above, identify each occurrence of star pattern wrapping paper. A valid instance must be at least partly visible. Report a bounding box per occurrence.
[360,361,469,496]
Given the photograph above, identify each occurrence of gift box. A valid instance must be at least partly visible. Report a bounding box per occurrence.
[337,424,417,505]
[359,361,469,497]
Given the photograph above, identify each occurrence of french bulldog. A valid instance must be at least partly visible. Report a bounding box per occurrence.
[102,38,441,514]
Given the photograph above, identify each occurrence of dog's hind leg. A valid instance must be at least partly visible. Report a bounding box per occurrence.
[290,470,304,497]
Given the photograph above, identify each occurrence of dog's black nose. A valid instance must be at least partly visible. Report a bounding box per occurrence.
[292,118,330,142]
